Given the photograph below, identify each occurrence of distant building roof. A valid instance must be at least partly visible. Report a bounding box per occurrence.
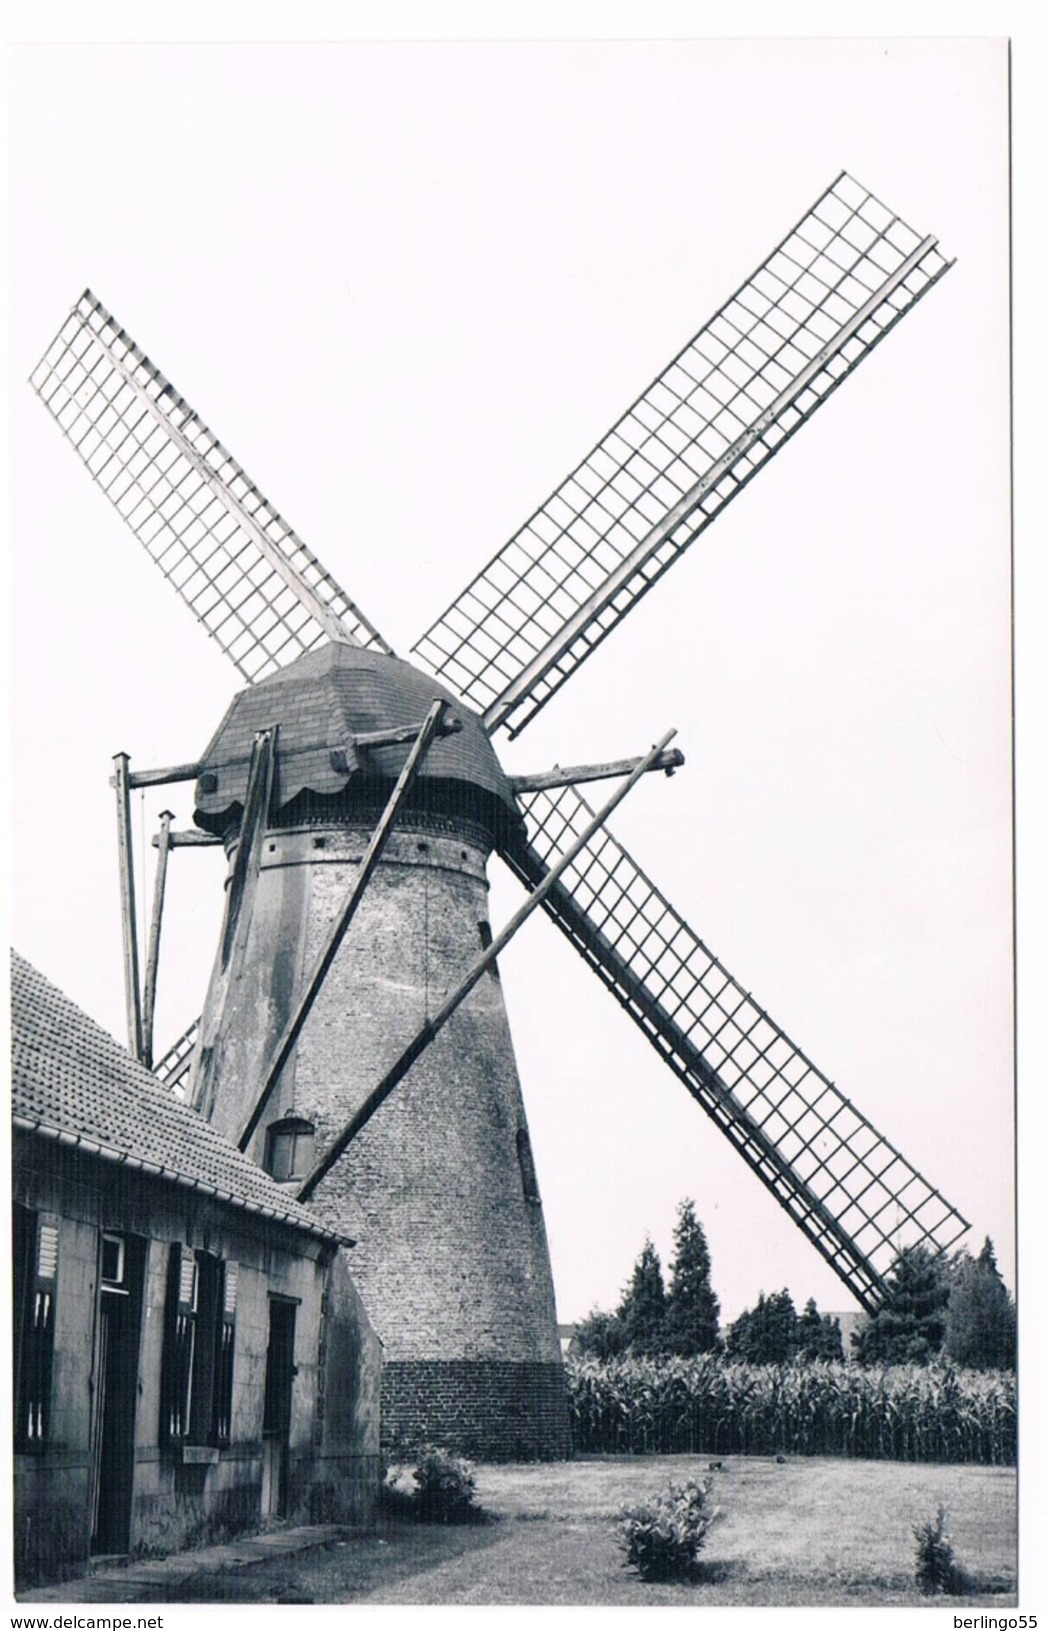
[10,949,343,1244]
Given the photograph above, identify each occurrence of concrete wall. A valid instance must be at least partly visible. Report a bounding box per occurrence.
[12,1136,381,1591]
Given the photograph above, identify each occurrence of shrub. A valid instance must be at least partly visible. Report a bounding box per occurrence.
[410,1445,480,1524]
[913,1504,965,1594]
[618,1477,720,1582]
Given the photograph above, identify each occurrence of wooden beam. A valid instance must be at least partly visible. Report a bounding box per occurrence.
[238,698,452,1154]
[190,727,277,1119]
[354,717,462,751]
[510,746,684,795]
[123,716,460,791]
[151,828,223,848]
[296,728,677,1201]
[141,811,173,1070]
[117,760,203,790]
[112,752,144,1061]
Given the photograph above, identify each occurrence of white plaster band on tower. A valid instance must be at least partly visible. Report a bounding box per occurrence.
[247,825,492,887]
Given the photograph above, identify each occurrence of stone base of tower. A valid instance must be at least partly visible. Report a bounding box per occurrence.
[380,1360,572,1461]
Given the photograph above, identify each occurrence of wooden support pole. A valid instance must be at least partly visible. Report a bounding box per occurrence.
[112,752,144,1061]
[151,829,223,848]
[141,811,174,1070]
[296,727,677,1201]
[238,698,452,1154]
[510,745,684,795]
[189,727,278,1118]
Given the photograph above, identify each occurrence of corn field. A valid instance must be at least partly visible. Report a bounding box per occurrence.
[566,1355,1016,1464]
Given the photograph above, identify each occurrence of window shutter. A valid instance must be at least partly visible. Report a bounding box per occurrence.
[212,1261,238,1445]
[14,1210,59,1447]
[161,1243,199,1442]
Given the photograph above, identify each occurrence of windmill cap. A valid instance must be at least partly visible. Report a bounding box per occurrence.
[193,642,520,838]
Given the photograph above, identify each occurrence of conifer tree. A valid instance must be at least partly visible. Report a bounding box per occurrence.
[797,1296,844,1362]
[726,1289,799,1363]
[943,1238,1016,1370]
[616,1237,668,1355]
[852,1245,949,1365]
[664,1199,721,1355]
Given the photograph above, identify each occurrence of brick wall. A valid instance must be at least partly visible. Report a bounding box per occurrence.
[381,1360,572,1462]
[194,811,567,1456]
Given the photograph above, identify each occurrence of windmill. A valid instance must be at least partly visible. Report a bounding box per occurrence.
[31,171,970,1458]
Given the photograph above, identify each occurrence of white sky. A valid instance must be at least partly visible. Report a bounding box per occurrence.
[8,37,1015,1337]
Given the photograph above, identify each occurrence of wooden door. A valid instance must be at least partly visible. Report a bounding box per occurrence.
[261,1298,296,1519]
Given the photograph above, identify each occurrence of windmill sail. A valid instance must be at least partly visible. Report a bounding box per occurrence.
[152,1017,200,1090]
[413,173,953,737]
[502,782,969,1309]
[31,290,392,681]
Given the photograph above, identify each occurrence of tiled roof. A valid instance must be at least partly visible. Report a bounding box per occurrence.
[10,950,343,1243]
[192,643,521,831]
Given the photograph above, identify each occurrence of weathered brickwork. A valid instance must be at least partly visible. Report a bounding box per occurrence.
[194,809,568,1457]
[380,1360,572,1461]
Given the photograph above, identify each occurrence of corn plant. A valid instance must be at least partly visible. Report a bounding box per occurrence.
[566,1356,1015,1464]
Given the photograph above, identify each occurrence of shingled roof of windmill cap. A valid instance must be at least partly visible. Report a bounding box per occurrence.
[193,643,520,827]
[10,950,345,1244]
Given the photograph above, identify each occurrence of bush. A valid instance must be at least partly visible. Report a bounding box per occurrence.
[913,1504,965,1594]
[410,1445,480,1524]
[617,1477,721,1582]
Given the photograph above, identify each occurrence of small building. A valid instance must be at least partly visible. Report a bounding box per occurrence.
[830,1309,869,1359]
[557,1323,578,1357]
[11,951,382,1592]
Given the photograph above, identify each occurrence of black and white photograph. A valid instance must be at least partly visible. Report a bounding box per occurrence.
[7,21,1027,1619]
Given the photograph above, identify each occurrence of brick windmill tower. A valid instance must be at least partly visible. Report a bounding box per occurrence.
[32,173,970,1458]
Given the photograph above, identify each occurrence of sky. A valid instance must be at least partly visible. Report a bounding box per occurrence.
[7,37,1014,1332]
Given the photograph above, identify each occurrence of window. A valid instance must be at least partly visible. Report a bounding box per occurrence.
[13,1208,59,1450]
[101,1233,126,1288]
[264,1117,316,1183]
[161,1244,238,1447]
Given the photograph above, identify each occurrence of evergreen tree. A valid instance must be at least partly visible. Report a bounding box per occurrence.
[616,1237,668,1355]
[943,1238,1016,1370]
[852,1245,950,1365]
[726,1289,799,1363]
[664,1199,721,1355]
[796,1297,844,1362]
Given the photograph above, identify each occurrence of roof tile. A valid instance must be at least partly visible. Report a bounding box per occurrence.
[10,950,341,1242]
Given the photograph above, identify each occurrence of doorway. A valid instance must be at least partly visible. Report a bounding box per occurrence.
[89,1234,146,1556]
[261,1297,297,1519]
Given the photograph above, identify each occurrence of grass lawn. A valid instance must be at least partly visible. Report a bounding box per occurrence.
[179,1454,1017,1606]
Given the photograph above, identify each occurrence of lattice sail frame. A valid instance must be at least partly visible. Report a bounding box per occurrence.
[504,783,969,1308]
[31,291,392,683]
[152,1018,200,1091]
[413,173,953,738]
